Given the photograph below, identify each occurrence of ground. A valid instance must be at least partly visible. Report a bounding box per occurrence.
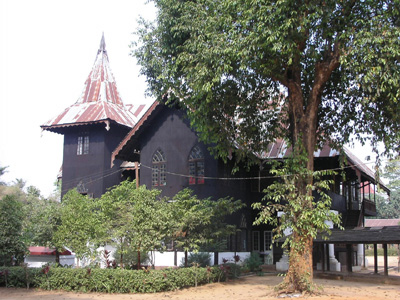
[0,256,399,300]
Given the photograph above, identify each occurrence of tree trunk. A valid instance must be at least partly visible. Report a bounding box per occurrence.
[55,250,60,264]
[120,238,124,269]
[137,250,141,270]
[282,80,319,292]
[184,250,188,267]
[137,241,142,270]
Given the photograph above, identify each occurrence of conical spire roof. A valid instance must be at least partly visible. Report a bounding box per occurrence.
[41,34,143,133]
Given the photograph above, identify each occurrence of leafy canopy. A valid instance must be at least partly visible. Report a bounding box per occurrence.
[99,180,173,268]
[135,0,400,158]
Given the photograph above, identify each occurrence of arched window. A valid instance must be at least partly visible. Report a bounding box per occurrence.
[152,149,166,186]
[188,146,204,185]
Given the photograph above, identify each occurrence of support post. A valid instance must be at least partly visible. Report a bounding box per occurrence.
[326,243,330,271]
[321,244,326,272]
[346,244,352,273]
[383,244,388,276]
[135,162,139,188]
[374,244,378,274]
[174,248,177,267]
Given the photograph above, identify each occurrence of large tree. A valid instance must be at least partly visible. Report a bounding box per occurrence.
[135,0,400,292]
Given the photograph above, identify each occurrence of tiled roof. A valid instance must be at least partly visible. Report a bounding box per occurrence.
[41,34,140,133]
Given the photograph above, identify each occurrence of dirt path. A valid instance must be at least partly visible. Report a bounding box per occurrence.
[1,275,399,300]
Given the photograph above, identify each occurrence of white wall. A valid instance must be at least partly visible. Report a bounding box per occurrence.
[24,255,75,268]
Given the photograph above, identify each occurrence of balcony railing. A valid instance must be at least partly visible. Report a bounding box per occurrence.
[363,199,377,216]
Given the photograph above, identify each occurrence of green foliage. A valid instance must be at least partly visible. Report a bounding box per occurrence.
[0,266,226,292]
[376,159,400,218]
[54,189,104,260]
[0,266,42,288]
[171,188,244,265]
[221,263,241,279]
[244,252,263,272]
[23,198,61,249]
[0,195,27,266]
[33,266,224,293]
[365,246,399,256]
[114,247,149,269]
[135,0,400,158]
[180,252,211,268]
[99,180,173,268]
[0,166,7,186]
[252,150,342,252]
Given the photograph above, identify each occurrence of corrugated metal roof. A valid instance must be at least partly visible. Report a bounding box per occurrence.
[365,219,400,227]
[28,246,72,256]
[256,139,340,159]
[41,34,140,132]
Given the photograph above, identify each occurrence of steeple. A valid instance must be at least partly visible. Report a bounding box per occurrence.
[98,32,106,55]
[41,34,142,133]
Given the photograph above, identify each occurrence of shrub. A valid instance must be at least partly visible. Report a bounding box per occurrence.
[40,266,225,293]
[180,252,211,268]
[244,252,263,272]
[0,265,227,293]
[0,267,43,288]
[221,263,241,279]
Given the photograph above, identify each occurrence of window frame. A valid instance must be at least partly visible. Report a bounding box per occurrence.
[188,146,204,185]
[152,148,167,187]
[77,134,89,155]
[252,231,260,251]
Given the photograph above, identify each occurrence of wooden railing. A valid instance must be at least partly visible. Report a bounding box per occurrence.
[363,199,377,216]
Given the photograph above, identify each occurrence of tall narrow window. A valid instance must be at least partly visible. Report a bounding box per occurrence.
[264,231,272,252]
[252,231,260,251]
[152,149,166,186]
[77,134,89,155]
[188,146,204,185]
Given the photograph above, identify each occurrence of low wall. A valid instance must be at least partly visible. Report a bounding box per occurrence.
[152,251,251,267]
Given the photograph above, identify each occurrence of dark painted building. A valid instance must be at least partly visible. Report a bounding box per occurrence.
[112,101,390,261]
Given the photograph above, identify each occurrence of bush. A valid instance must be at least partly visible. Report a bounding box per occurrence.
[0,266,43,288]
[244,252,263,272]
[221,262,241,279]
[180,252,211,268]
[36,266,225,293]
[0,265,226,292]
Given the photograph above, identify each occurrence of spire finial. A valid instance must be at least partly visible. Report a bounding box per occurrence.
[98,32,106,54]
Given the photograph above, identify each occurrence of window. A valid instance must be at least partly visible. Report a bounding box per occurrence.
[77,134,89,155]
[264,231,272,252]
[152,149,166,186]
[252,231,260,251]
[188,146,204,185]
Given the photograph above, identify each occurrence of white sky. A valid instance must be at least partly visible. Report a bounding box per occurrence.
[0,0,156,196]
[0,0,381,198]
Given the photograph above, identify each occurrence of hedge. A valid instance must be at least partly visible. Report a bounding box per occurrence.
[0,265,226,293]
[0,267,42,288]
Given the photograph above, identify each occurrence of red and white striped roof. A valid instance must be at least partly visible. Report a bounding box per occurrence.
[41,34,142,133]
